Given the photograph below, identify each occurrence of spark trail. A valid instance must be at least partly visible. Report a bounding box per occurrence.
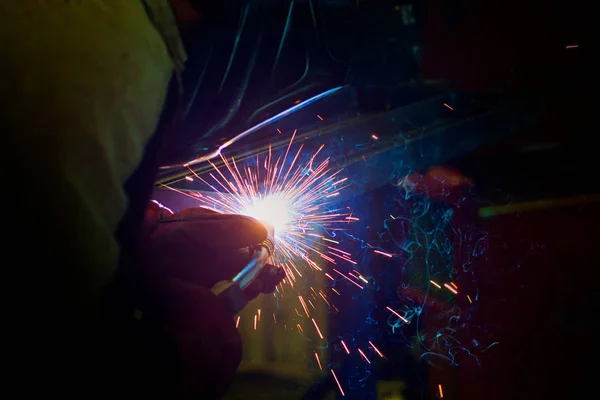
[163,131,401,397]
[184,130,356,287]
[165,131,363,396]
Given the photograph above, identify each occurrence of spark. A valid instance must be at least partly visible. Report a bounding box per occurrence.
[235,316,240,328]
[358,348,371,363]
[341,340,350,354]
[319,291,331,307]
[315,352,323,370]
[331,369,345,396]
[299,296,311,318]
[438,384,444,398]
[254,314,257,330]
[176,133,358,341]
[312,318,324,339]
[369,341,385,358]
[444,283,458,295]
[187,131,353,268]
[443,103,454,111]
[467,295,473,303]
[333,269,364,289]
[353,273,368,284]
[386,306,409,323]
[374,249,393,258]
[354,271,369,284]
[430,280,442,289]
[185,176,193,181]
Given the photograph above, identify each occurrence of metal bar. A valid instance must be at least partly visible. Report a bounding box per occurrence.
[478,194,600,218]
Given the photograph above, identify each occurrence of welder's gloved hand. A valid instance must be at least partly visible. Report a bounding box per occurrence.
[138,201,269,289]
[133,202,271,398]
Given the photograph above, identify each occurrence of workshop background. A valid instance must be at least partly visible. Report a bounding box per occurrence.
[155,1,595,399]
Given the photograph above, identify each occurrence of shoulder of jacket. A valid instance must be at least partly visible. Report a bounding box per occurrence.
[141,0,188,74]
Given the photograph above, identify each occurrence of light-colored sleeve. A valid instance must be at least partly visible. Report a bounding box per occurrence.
[0,0,178,318]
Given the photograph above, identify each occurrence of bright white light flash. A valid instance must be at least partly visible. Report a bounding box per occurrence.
[242,194,293,236]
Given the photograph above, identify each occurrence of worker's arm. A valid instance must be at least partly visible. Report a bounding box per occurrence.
[1,0,176,319]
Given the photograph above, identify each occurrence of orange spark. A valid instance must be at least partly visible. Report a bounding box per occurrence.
[369,341,385,358]
[358,348,371,363]
[374,249,393,258]
[298,296,311,318]
[386,306,409,323]
[444,283,458,295]
[312,318,324,339]
[332,269,364,289]
[331,369,345,396]
[315,352,323,370]
[341,340,350,354]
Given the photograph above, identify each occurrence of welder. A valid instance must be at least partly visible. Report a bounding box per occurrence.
[1,1,272,398]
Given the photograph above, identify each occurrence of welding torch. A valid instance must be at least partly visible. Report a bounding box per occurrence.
[151,211,284,315]
[211,222,284,315]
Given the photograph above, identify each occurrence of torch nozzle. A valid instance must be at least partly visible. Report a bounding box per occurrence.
[231,222,275,290]
[259,220,275,255]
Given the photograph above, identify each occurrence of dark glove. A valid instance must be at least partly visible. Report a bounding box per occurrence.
[138,203,268,287]
[131,202,275,399]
